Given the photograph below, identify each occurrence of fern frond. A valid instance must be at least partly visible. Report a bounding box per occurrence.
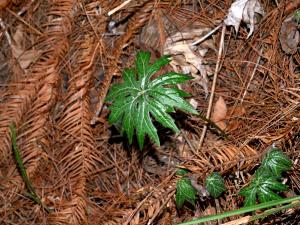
[50,35,102,224]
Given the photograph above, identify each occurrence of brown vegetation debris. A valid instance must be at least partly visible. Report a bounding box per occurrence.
[0,0,300,225]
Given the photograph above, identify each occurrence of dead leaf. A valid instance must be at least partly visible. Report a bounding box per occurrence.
[0,0,11,10]
[211,97,227,130]
[211,96,227,124]
[189,98,198,110]
[224,0,265,38]
[163,25,215,96]
[279,14,300,54]
[11,25,41,69]
[225,106,246,132]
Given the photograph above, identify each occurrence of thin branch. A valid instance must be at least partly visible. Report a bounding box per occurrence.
[192,23,222,46]
[240,48,263,104]
[198,24,226,150]
[108,0,132,16]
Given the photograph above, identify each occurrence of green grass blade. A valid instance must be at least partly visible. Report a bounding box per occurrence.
[10,124,51,213]
[175,195,300,225]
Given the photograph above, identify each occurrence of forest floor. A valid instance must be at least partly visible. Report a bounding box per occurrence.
[0,0,300,224]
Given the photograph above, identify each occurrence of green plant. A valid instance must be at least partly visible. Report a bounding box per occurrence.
[239,148,292,206]
[176,195,300,225]
[294,9,300,23]
[260,148,292,177]
[106,51,198,148]
[176,177,197,208]
[175,170,226,208]
[10,124,50,213]
[205,172,226,198]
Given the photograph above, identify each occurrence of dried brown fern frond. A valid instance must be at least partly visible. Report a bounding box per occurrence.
[48,34,102,224]
[0,0,75,163]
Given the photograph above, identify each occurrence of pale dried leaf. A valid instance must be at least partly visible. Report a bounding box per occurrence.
[280,14,300,54]
[224,0,265,38]
[11,25,41,69]
[189,98,198,109]
[163,26,216,96]
[211,96,227,123]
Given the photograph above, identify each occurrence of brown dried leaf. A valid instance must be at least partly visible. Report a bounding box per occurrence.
[0,0,11,10]
[11,25,41,69]
[163,25,215,95]
[280,14,300,54]
[211,96,227,123]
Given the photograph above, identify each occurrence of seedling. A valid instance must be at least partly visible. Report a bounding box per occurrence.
[106,51,198,149]
[175,170,226,208]
[205,172,226,198]
[239,148,292,206]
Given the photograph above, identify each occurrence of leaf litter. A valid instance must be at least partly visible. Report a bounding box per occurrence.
[0,0,299,225]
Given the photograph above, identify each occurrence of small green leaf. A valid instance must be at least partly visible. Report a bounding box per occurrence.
[261,148,292,177]
[176,168,190,176]
[205,172,226,198]
[176,178,197,208]
[257,186,282,203]
[239,186,257,207]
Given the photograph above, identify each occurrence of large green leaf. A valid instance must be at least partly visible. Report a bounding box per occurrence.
[106,51,198,149]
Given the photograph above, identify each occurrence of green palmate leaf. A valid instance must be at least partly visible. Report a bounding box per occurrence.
[261,148,292,177]
[106,51,198,149]
[239,157,290,206]
[205,172,226,198]
[176,178,197,208]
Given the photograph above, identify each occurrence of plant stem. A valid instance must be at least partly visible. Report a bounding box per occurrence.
[176,195,300,225]
[196,111,231,141]
[10,124,51,213]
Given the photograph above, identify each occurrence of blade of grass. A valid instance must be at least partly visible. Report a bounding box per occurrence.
[176,195,300,225]
[10,124,51,213]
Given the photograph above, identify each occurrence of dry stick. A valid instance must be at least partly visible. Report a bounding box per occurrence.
[240,49,263,104]
[147,189,176,225]
[124,189,155,225]
[192,23,222,46]
[0,17,12,46]
[108,0,132,16]
[6,8,42,35]
[198,24,226,150]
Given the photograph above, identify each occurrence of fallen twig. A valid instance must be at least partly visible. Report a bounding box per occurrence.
[198,24,226,150]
